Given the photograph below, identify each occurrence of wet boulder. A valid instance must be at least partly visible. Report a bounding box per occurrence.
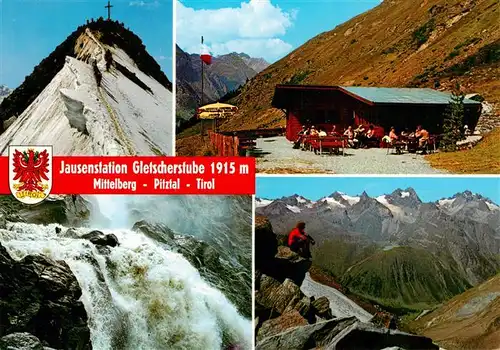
[131,220,174,244]
[81,230,119,247]
[0,244,91,349]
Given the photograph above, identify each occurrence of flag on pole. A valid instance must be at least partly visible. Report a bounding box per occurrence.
[200,36,212,65]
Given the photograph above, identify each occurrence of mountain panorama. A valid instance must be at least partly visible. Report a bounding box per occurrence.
[256,188,500,311]
[176,45,269,124]
[255,188,499,348]
[0,18,173,156]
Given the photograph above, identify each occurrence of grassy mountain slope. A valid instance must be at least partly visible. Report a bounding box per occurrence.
[220,0,499,132]
[312,237,379,278]
[339,246,472,311]
[0,18,172,133]
[411,273,500,350]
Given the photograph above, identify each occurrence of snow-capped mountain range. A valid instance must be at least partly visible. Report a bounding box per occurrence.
[257,189,499,218]
[256,188,500,285]
[0,20,172,155]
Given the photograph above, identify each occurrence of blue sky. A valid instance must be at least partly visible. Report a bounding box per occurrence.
[257,177,500,204]
[0,0,172,88]
[176,0,380,62]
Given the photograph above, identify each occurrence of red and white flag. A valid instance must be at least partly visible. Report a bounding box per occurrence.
[200,36,212,65]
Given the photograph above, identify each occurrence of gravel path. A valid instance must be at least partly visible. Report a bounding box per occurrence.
[255,137,445,174]
[301,273,373,322]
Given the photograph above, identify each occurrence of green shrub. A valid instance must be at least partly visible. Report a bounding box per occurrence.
[412,19,435,46]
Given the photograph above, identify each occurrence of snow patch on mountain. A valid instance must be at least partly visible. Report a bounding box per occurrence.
[341,193,361,205]
[256,198,273,208]
[286,205,301,213]
[376,195,404,217]
[401,191,410,198]
[438,198,456,207]
[486,201,499,211]
[296,196,307,204]
[322,197,346,208]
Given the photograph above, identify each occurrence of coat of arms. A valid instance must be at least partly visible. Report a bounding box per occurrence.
[9,146,52,204]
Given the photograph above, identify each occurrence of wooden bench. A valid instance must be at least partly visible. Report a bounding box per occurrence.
[310,136,346,156]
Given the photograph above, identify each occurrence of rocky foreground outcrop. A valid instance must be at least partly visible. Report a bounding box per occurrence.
[0,243,91,349]
[254,215,438,350]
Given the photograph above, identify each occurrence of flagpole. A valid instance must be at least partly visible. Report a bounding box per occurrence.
[201,36,204,136]
[201,36,204,107]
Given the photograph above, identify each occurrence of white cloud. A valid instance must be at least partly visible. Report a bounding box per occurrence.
[176,0,296,62]
[129,1,159,8]
[155,55,169,61]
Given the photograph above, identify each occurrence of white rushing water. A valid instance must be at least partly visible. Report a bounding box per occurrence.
[0,195,252,350]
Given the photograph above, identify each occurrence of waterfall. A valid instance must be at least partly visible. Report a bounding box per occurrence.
[0,195,252,349]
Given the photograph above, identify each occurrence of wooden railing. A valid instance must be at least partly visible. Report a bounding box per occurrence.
[208,131,240,156]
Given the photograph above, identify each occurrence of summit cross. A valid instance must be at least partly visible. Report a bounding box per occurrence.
[105,1,113,20]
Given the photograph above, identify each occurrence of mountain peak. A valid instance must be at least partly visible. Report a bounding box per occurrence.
[0,18,172,155]
[1,18,171,128]
[389,187,421,203]
[451,190,484,202]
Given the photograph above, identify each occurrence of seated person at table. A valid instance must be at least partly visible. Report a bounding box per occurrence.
[298,125,307,136]
[344,126,358,148]
[364,125,376,146]
[294,127,307,148]
[330,125,339,135]
[354,124,366,135]
[382,134,391,144]
[318,128,327,137]
[310,126,319,136]
[401,128,409,137]
[389,127,398,142]
[354,125,367,147]
[415,125,429,148]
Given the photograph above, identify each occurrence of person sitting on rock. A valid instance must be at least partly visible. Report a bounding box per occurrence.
[288,221,315,259]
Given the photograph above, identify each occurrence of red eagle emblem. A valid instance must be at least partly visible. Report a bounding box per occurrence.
[11,149,50,192]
